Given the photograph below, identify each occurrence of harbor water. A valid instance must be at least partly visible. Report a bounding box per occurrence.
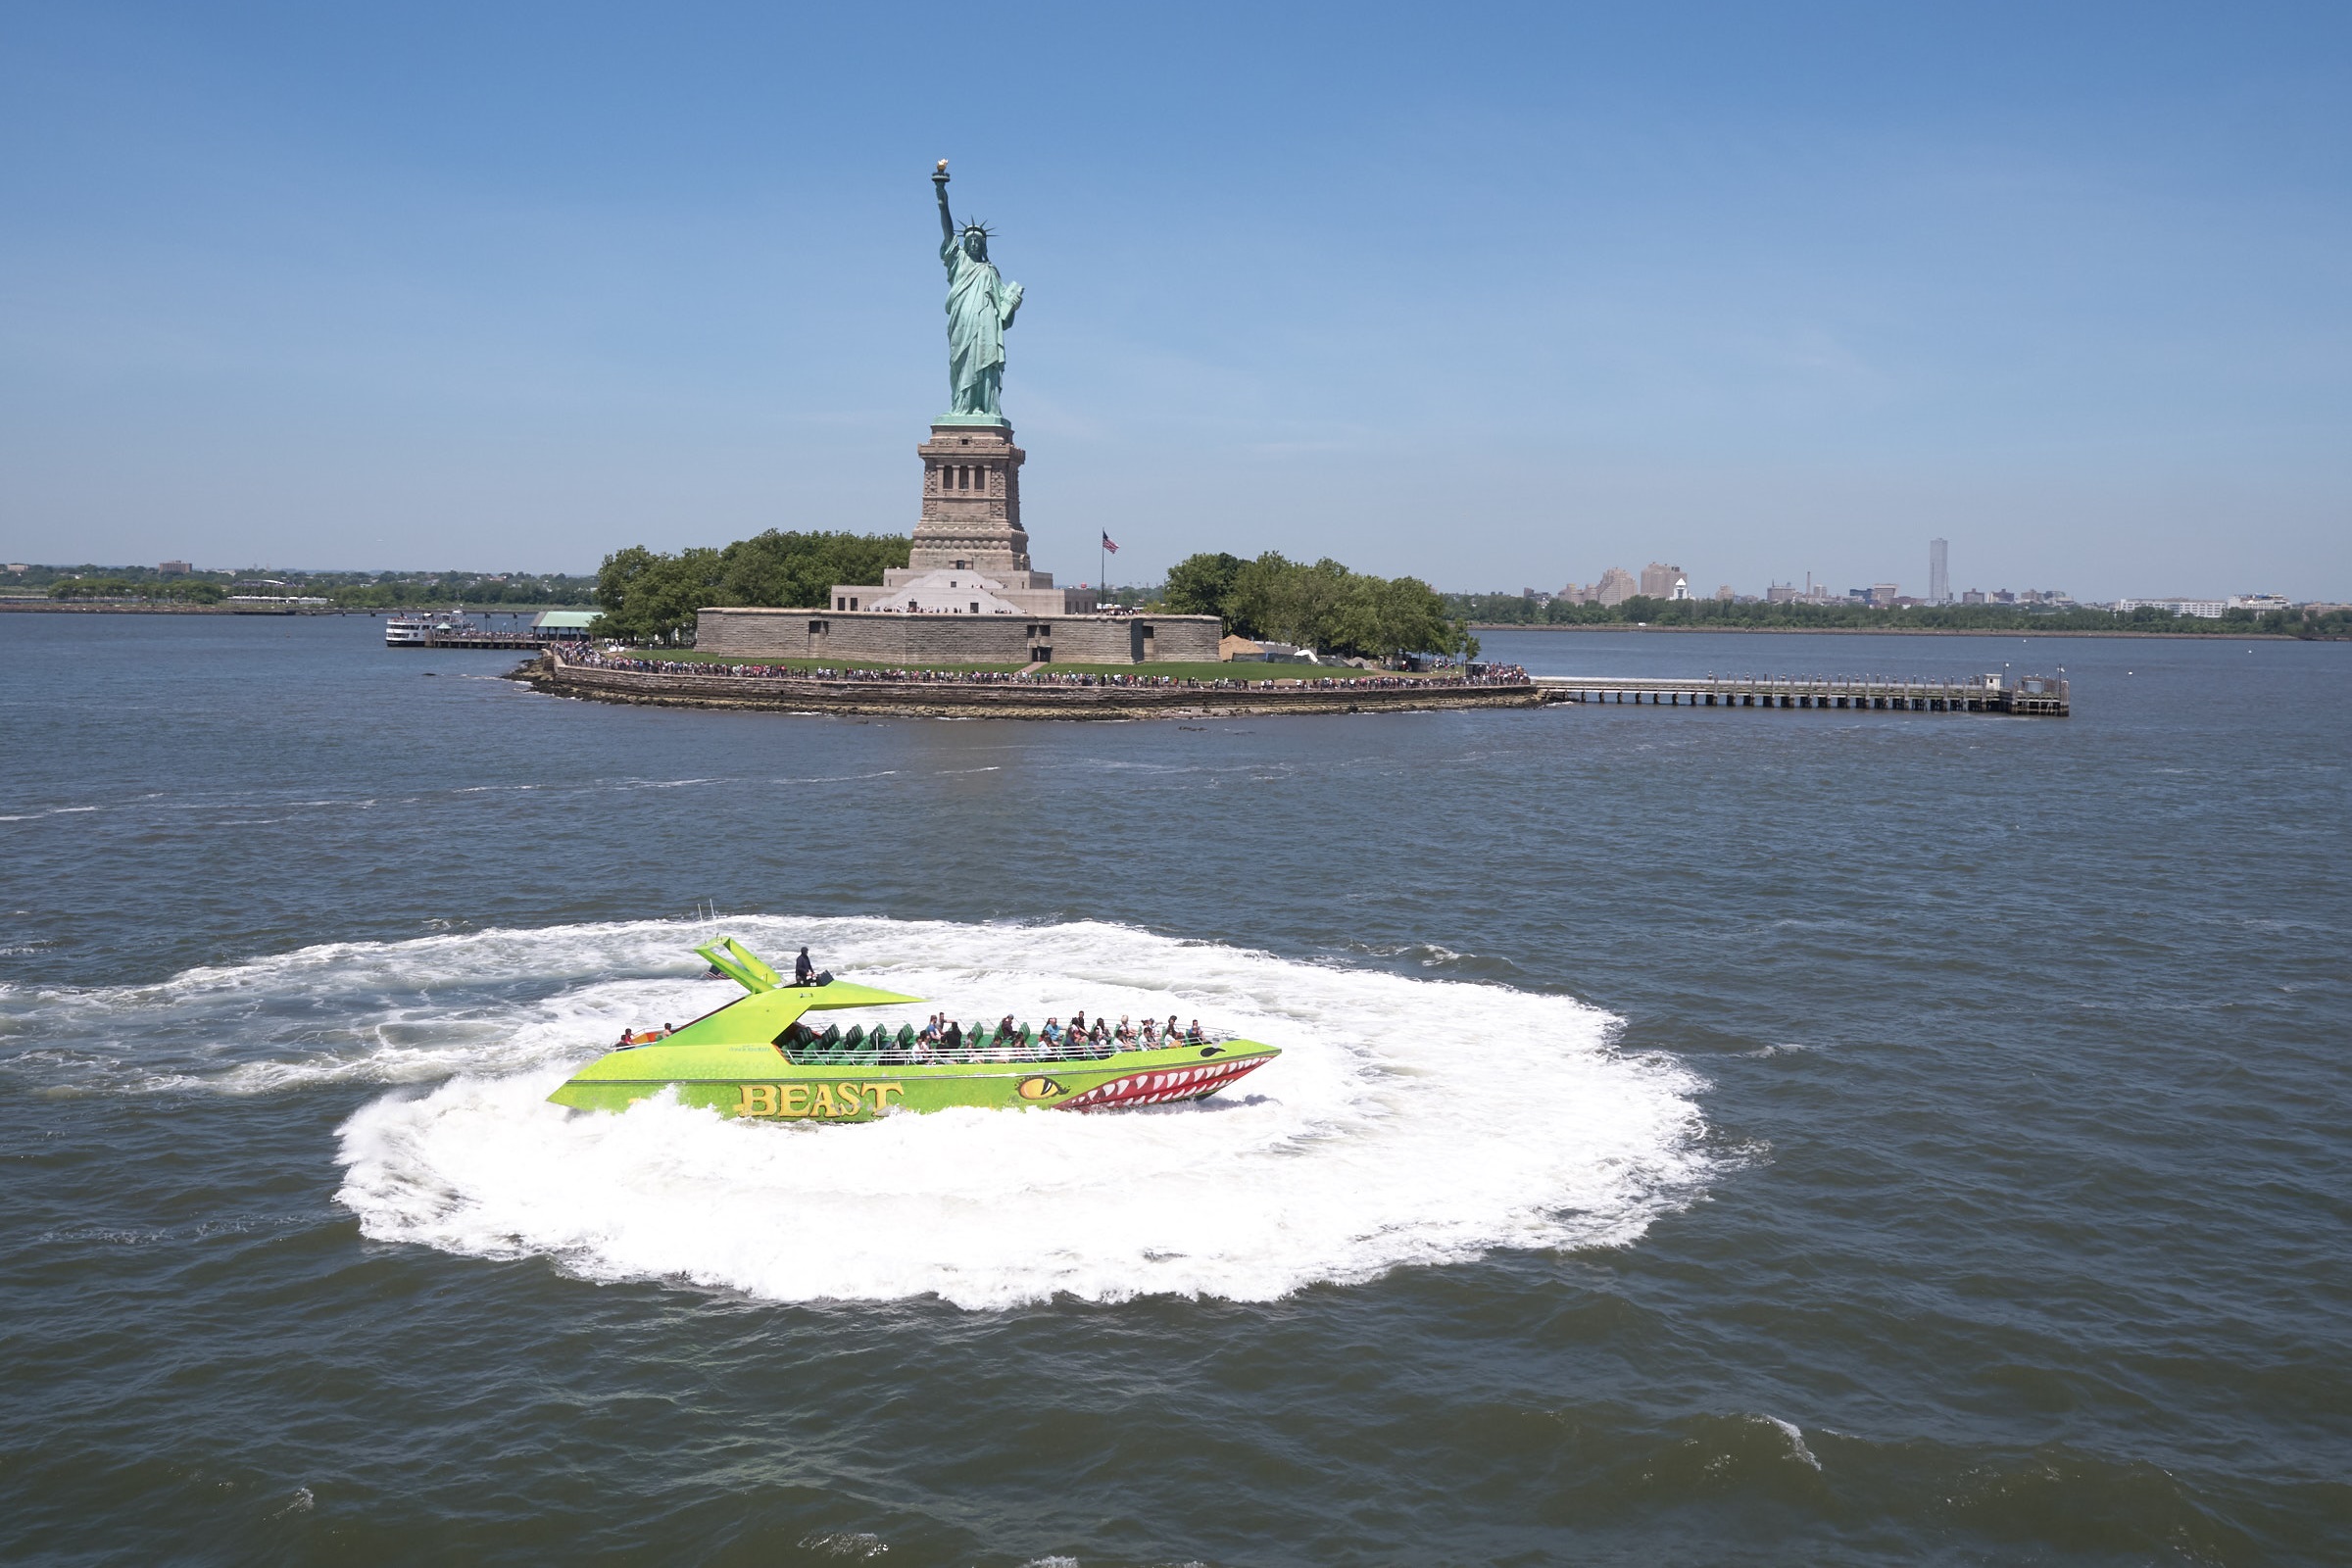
[2,613,2345,1564]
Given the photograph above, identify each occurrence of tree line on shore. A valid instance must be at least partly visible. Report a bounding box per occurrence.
[22,564,598,608]
[1446,591,2352,639]
[45,577,229,603]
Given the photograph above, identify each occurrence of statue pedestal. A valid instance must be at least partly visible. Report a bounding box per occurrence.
[828,421,1096,617]
[906,421,1036,584]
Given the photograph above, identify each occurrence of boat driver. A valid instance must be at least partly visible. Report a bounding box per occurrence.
[795,947,816,986]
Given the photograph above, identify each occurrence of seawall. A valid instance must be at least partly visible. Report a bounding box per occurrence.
[519,654,1544,720]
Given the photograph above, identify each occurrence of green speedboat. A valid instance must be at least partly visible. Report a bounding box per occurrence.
[548,938,1280,1121]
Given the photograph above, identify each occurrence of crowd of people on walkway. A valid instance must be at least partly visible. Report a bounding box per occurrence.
[559,648,1531,690]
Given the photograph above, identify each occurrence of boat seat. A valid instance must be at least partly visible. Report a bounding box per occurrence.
[897,1023,916,1050]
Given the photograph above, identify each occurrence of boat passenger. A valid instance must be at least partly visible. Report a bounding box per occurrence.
[1139,1018,1158,1047]
[1041,1017,1063,1048]
[1115,1015,1134,1046]
[995,1015,1016,1047]
[1164,1014,1181,1042]
[943,1017,963,1052]
[794,947,815,986]
[1186,1019,1205,1044]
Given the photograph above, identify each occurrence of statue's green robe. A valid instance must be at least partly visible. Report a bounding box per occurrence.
[942,237,1022,416]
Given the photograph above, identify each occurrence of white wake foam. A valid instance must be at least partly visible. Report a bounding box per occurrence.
[323,916,1710,1308]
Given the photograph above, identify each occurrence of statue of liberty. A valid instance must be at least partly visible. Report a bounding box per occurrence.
[933,162,1022,421]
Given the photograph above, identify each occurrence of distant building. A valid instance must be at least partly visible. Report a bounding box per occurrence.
[159,560,191,577]
[1867,583,1901,608]
[1639,562,1685,599]
[1961,589,1986,605]
[1766,582,1798,604]
[1594,567,1639,607]
[2230,593,2291,612]
[1929,538,1949,604]
[1714,584,1736,600]
[2119,597,2227,618]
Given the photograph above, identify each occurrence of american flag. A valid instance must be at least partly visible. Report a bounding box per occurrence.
[1101,531,1120,554]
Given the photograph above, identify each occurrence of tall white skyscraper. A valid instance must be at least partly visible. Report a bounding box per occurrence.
[1929,538,1950,604]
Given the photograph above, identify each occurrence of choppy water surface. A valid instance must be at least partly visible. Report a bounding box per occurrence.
[2,614,2346,1564]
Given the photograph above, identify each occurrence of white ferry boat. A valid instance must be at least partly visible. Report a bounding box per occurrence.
[384,612,480,648]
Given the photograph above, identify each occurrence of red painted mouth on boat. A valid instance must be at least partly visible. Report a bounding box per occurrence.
[1056,1055,1269,1111]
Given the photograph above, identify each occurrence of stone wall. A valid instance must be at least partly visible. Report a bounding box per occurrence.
[530,654,1545,720]
[695,608,1221,665]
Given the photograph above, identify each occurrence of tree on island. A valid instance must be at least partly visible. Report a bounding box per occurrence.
[1161,550,1474,663]
[594,530,912,643]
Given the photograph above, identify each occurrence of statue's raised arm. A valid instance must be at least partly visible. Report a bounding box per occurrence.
[933,161,955,255]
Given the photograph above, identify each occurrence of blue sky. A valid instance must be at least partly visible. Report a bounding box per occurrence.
[2,2,2346,598]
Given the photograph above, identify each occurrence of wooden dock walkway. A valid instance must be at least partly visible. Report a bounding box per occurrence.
[1532,672,2069,716]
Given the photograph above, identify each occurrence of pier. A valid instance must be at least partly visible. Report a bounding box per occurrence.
[1533,672,2069,716]
[398,630,567,650]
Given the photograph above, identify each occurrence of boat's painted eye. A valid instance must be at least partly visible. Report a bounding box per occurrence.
[1016,1076,1065,1101]
[1199,1047,1222,1056]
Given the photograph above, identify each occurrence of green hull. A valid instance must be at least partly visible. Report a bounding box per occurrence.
[547,936,1278,1121]
[549,1039,1279,1121]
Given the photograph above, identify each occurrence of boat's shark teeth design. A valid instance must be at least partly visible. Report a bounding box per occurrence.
[1057,1057,1270,1110]
[546,938,1281,1122]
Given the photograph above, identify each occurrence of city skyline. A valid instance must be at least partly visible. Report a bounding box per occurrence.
[3,4,2348,599]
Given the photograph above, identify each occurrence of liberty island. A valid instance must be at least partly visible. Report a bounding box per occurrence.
[695,163,1222,663]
